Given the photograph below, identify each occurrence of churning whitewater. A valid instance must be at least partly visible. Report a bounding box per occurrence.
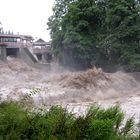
[0,57,140,122]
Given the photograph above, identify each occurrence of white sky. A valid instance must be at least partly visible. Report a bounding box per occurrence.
[0,0,54,41]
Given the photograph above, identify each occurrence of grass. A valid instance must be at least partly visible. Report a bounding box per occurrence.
[0,102,139,140]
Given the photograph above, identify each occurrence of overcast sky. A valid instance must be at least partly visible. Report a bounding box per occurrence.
[0,0,54,41]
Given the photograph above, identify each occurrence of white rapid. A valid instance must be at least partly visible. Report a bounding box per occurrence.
[0,57,140,122]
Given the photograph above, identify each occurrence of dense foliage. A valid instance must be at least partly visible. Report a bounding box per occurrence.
[47,0,140,71]
[0,102,140,140]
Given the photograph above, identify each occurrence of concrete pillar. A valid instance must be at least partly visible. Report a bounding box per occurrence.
[1,46,7,61]
[42,53,47,63]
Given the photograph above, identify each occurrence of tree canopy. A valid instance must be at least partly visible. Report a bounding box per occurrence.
[47,0,140,71]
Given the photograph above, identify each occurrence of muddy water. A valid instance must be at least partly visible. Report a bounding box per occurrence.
[0,58,140,122]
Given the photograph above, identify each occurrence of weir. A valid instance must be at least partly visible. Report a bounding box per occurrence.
[0,34,33,61]
[0,33,52,71]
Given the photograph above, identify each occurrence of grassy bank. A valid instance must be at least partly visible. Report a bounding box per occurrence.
[0,102,139,140]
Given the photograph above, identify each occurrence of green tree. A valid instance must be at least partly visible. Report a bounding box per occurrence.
[48,0,106,68]
[62,0,105,68]
[48,0,140,71]
[99,0,140,71]
[47,0,72,57]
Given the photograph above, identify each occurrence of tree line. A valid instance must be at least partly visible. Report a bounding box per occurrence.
[47,0,140,72]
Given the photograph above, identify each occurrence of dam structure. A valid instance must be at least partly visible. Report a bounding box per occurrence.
[0,32,52,70]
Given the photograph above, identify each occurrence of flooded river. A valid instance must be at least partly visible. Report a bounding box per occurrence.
[0,57,140,122]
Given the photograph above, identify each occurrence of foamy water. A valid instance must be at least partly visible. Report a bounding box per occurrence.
[0,58,140,122]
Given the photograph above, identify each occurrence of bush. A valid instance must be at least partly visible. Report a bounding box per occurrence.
[0,102,139,140]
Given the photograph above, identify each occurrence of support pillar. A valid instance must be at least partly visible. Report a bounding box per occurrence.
[1,46,7,61]
[42,53,47,63]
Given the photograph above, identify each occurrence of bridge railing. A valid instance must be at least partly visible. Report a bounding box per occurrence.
[0,42,33,48]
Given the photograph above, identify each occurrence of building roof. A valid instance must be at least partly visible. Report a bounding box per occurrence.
[0,34,33,40]
[33,38,51,46]
[35,38,46,43]
[0,34,21,38]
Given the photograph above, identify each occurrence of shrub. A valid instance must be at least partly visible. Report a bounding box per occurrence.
[0,102,139,140]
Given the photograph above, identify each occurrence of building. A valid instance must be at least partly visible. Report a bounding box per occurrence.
[0,32,52,68]
[32,38,52,63]
[0,32,33,61]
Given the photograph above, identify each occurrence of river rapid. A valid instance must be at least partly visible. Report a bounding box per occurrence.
[0,57,140,123]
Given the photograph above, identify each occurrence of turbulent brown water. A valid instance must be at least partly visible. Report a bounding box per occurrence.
[0,57,140,121]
